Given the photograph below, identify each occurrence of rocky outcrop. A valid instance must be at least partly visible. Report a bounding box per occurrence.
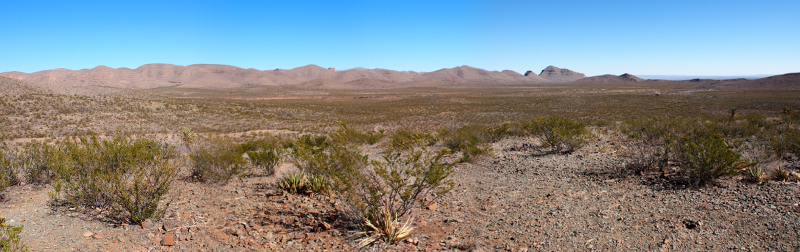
[538,65,587,82]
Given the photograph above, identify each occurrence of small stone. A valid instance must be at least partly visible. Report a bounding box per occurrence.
[83,231,93,237]
[212,230,227,240]
[162,233,175,246]
[427,203,438,211]
[92,233,101,239]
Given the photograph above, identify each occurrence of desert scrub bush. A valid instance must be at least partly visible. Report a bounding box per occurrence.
[388,130,436,151]
[190,139,248,183]
[330,122,383,145]
[437,125,492,162]
[0,151,20,194]
[524,116,589,154]
[241,136,285,176]
[47,135,178,224]
[667,134,749,185]
[19,141,64,185]
[357,144,454,246]
[292,130,454,246]
[769,128,800,158]
[0,217,28,251]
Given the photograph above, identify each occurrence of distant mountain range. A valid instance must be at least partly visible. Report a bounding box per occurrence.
[637,75,772,80]
[0,64,797,90]
[0,64,590,89]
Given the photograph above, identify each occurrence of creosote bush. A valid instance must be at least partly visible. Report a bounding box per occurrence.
[42,135,178,223]
[0,151,20,195]
[667,133,749,185]
[291,125,454,246]
[330,122,383,145]
[437,125,493,163]
[524,116,589,154]
[190,139,248,183]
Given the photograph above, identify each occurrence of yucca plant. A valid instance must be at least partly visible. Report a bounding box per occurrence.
[772,167,792,181]
[357,199,414,247]
[745,166,767,183]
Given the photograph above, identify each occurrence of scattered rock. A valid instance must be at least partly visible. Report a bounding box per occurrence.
[162,233,175,246]
[92,233,101,239]
[83,231,93,237]
[427,203,438,211]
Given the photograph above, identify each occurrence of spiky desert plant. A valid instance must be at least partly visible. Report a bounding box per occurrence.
[772,167,792,181]
[304,174,329,195]
[745,166,767,183]
[180,128,196,145]
[357,199,414,247]
[277,172,306,194]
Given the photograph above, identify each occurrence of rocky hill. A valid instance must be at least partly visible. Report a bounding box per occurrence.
[537,65,587,82]
[577,73,644,83]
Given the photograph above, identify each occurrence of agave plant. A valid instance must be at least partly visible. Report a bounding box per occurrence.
[277,172,306,194]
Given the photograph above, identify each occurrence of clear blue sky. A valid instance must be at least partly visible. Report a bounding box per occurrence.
[1,0,798,76]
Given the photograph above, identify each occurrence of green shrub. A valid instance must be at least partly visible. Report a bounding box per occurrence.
[292,129,454,246]
[45,136,178,224]
[330,122,383,145]
[770,128,800,158]
[524,116,588,154]
[0,217,28,252]
[389,130,436,151]
[19,141,64,185]
[437,125,492,162]
[246,150,280,176]
[0,151,19,194]
[190,140,248,183]
[241,135,284,176]
[668,134,747,185]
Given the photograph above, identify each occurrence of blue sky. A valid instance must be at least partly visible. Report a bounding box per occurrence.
[1,0,798,76]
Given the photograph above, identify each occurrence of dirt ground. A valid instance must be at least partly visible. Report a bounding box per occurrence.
[2,137,799,251]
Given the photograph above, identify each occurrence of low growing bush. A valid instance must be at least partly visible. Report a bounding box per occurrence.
[437,125,492,162]
[524,116,588,154]
[46,135,178,224]
[668,134,748,185]
[292,128,454,246]
[190,140,248,183]
[0,217,28,252]
[0,151,19,194]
